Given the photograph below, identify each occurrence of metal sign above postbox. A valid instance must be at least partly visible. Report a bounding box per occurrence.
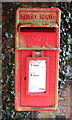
[15,8,61,111]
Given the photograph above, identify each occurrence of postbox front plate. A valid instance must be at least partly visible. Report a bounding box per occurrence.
[15,8,61,111]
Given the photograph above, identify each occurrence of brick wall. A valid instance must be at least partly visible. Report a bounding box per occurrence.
[37,82,72,119]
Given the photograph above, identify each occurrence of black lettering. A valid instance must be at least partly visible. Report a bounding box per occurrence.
[33,75,39,76]
[33,64,39,66]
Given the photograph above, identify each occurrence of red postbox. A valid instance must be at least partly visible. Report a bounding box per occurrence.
[15,8,61,111]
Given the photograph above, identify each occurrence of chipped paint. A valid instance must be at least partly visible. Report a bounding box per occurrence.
[16,47,60,50]
[15,8,61,111]
[17,106,57,111]
[16,8,61,49]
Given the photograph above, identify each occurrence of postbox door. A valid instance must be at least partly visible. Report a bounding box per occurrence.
[19,50,58,107]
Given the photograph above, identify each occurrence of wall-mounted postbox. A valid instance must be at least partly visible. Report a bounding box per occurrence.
[15,8,61,111]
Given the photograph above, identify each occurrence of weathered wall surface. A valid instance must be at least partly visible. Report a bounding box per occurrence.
[39,83,72,119]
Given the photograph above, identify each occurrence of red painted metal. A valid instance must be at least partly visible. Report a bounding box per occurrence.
[15,8,61,111]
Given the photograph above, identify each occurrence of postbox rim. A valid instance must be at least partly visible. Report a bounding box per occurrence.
[17,24,58,30]
[16,7,61,12]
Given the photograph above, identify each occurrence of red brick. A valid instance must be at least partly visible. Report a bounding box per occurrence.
[59,98,70,107]
[60,86,70,98]
[2,16,8,21]
[62,107,71,114]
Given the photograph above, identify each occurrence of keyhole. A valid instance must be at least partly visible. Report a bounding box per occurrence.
[24,77,26,80]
